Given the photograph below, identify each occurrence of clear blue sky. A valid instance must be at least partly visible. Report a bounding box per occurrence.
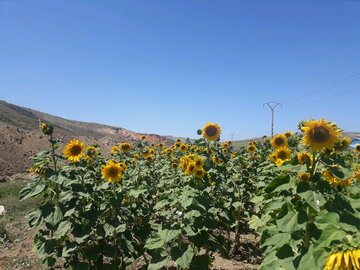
[1,0,360,140]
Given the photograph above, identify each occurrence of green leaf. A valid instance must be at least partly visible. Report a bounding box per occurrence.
[276,210,301,233]
[145,237,165,250]
[317,224,346,247]
[250,195,264,204]
[298,191,325,212]
[175,245,195,269]
[54,221,71,238]
[103,223,115,237]
[115,224,126,233]
[265,175,290,193]
[184,210,201,219]
[329,166,353,180]
[129,187,147,198]
[232,201,242,208]
[158,229,181,243]
[314,212,340,230]
[263,233,291,248]
[20,183,46,201]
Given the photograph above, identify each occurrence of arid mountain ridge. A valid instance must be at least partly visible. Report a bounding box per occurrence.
[0,100,172,178]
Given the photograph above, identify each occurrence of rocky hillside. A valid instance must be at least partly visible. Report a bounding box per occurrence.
[0,100,172,178]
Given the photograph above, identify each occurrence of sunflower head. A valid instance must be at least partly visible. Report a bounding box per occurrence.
[146,156,154,162]
[40,122,54,135]
[284,131,293,138]
[271,134,288,149]
[325,250,360,270]
[275,147,292,160]
[179,144,188,153]
[119,142,132,152]
[297,152,312,165]
[101,161,123,183]
[63,139,85,163]
[186,162,197,175]
[355,144,360,152]
[111,145,119,154]
[273,147,292,167]
[298,172,310,181]
[85,146,98,159]
[133,153,139,160]
[194,157,204,169]
[143,148,151,158]
[172,162,179,169]
[301,118,341,152]
[141,135,147,141]
[195,169,206,179]
[268,153,277,162]
[247,145,256,154]
[202,123,221,141]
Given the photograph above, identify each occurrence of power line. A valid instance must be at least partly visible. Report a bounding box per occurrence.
[282,72,360,105]
[288,86,360,108]
[263,102,282,137]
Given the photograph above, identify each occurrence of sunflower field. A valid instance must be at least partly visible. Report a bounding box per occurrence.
[20,119,360,270]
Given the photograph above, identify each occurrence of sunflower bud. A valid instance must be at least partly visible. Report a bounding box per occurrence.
[41,122,53,136]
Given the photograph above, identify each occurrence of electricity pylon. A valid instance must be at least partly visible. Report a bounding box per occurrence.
[263,102,282,137]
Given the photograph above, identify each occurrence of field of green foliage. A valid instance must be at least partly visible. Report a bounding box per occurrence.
[19,119,360,270]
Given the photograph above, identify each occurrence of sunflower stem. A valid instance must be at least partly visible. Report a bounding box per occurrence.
[49,134,57,172]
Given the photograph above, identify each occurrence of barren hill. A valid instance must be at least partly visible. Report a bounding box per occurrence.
[0,100,171,178]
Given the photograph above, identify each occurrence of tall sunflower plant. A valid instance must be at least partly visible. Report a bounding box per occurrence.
[249,119,360,270]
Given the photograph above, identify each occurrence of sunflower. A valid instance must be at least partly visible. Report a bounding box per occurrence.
[202,123,221,141]
[273,147,292,167]
[194,157,204,169]
[179,144,188,153]
[172,162,179,169]
[143,148,151,158]
[141,135,147,140]
[355,144,360,153]
[119,142,132,152]
[101,161,123,183]
[268,153,277,162]
[247,145,256,154]
[195,169,205,179]
[212,156,223,164]
[40,122,53,135]
[271,134,288,149]
[325,249,360,270]
[119,162,128,172]
[284,131,293,138]
[63,139,85,162]
[297,152,313,165]
[323,170,353,187]
[335,137,352,152]
[301,118,341,152]
[111,145,119,154]
[185,162,197,175]
[298,172,310,181]
[222,142,229,148]
[85,146,98,161]
[146,156,154,162]
[133,153,139,160]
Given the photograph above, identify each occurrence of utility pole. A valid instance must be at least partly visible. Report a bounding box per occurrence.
[230,133,235,142]
[263,102,282,137]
